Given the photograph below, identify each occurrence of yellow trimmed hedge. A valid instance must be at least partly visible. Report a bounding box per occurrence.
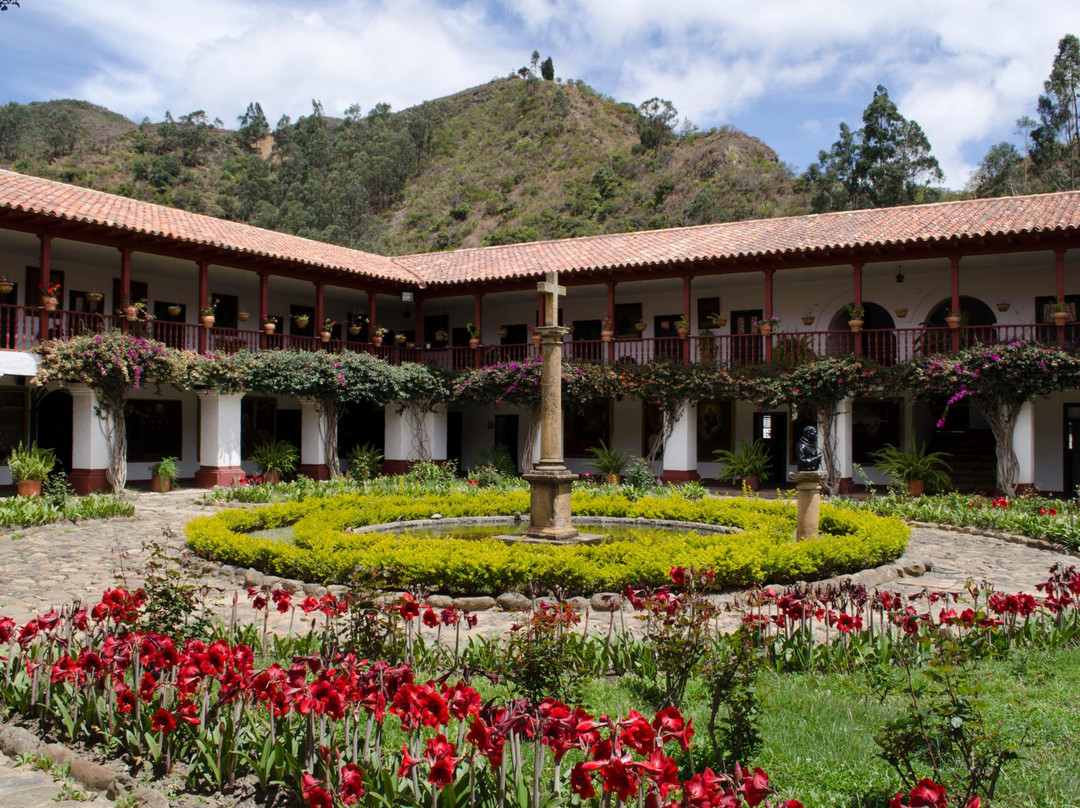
[185,491,908,595]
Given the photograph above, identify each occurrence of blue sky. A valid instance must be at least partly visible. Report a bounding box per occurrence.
[3,0,1080,187]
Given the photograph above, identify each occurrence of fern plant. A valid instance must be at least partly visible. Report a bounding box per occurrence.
[870,443,952,493]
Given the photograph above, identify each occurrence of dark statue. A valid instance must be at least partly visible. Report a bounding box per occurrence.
[796,425,822,472]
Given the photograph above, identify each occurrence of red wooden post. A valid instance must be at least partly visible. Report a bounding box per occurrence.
[682,275,692,365]
[367,292,377,345]
[197,260,209,355]
[763,268,774,364]
[314,280,325,345]
[37,235,51,345]
[119,247,132,334]
[852,262,863,356]
[606,280,616,363]
[950,255,961,353]
[414,295,424,348]
[473,292,483,367]
[258,271,270,350]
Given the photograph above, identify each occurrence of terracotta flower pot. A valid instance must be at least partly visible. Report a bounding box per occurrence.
[125,306,138,322]
[203,315,215,328]
[320,331,331,343]
[742,476,760,492]
[264,323,276,334]
[151,474,171,493]
[16,480,42,498]
[168,305,182,316]
[848,318,864,333]
[757,324,772,336]
[469,337,480,349]
[372,336,383,347]
[263,471,281,485]
[532,335,542,348]
[601,330,614,342]
[42,296,58,312]
[945,315,961,329]
[1052,311,1069,326]
[907,479,925,497]
[676,327,689,338]
[604,474,620,486]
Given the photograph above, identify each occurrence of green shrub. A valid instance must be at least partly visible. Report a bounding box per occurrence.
[0,493,134,529]
[624,457,656,489]
[186,490,908,595]
[714,440,772,483]
[6,442,57,483]
[149,456,180,482]
[347,443,383,481]
[249,440,299,475]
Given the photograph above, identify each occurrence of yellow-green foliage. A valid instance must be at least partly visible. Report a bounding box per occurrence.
[186,491,908,595]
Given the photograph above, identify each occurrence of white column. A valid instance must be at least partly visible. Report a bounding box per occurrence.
[299,399,332,479]
[69,384,111,494]
[1012,401,1036,491]
[834,398,855,492]
[194,391,244,488]
[661,401,700,482]
[382,404,448,472]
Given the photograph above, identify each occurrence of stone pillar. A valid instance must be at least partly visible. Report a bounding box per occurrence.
[793,471,825,539]
[1011,401,1036,494]
[69,385,111,494]
[834,399,855,493]
[299,399,331,480]
[660,401,700,483]
[381,404,447,474]
[194,391,244,488]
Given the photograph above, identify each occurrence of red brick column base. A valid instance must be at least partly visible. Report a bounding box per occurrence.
[381,459,412,475]
[194,466,245,489]
[659,469,701,483]
[69,469,110,495]
[299,463,331,481]
[837,477,856,494]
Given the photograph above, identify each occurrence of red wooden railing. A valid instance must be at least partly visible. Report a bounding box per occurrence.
[2,307,1076,370]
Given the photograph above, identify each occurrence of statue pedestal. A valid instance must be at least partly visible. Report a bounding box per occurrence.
[790,470,825,540]
[522,467,579,540]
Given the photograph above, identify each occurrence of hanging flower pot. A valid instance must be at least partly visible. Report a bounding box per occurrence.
[348,325,362,336]
[42,296,58,312]
[995,301,1010,312]
[634,321,647,332]
[676,327,689,338]
[801,315,815,326]
[1052,310,1069,326]
[124,305,138,322]
[601,329,614,342]
[238,310,250,322]
[293,314,310,329]
[848,318,864,333]
[497,328,508,339]
[320,330,331,343]
[945,314,961,329]
[893,307,908,319]
[395,333,407,345]
[0,279,13,295]
[435,330,448,343]
[469,337,480,349]
[86,291,104,310]
[167,304,182,316]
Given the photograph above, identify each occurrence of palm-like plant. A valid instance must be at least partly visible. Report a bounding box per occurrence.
[870,443,952,495]
[586,440,630,483]
[714,440,772,487]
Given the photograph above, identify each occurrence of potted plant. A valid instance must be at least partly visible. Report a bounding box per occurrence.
[263,315,277,334]
[201,298,218,327]
[870,443,952,497]
[0,275,13,295]
[320,318,336,342]
[945,309,962,328]
[714,440,772,491]
[238,310,250,322]
[707,312,727,328]
[585,440,630,485]
[349,315,366,336]
[149,456,179,493]
[167,303,182,316]
[86,291,104,311]
[6,442,57,498]
[529,325,542,347]
[893,306,909,319]
[395,332,408,345]
[846,303,865,332]
[293,312,310,329]
[1051,298,1069,326]
[801,309,816,326]
[996,297,1010,312]
[634,318,648,332]
[601,314,615,342]
[466,322,481,348]
[754,316,780,336]
[674,315,690,338]
[249,440,299,485]
[434,329,448,343]
[41,282,61,312]
[372,326,388,346]
[497,326,508,339]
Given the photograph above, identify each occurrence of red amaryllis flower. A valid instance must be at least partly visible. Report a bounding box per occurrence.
[596,757,639,801]
[247,587,268,611]
[398,594,420,621]
[620,710,657,755]
[669,567,687,586]
[398,744,421,778]
[570,762,596,799]
[738,766,771,807]
[150,708,176,734]
[424,734,461,788]
[271,589,292,613]
[177,700,200,725]
[340,763,365,804]
[908,778,947,808]
[682,768,725,808]
[301,773,333,808]
[422,607,440,628]
[0,617,14,643]
[652,706,694,751]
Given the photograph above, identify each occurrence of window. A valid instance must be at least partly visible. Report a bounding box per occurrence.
[125,400,183,462]
[614,303,643,337]
[564,401,611,457]
[241,397,278,458]
[0,390,27,459]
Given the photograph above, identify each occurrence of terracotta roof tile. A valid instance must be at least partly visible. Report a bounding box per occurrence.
[394,192,1080,285]
[0,169,416,283]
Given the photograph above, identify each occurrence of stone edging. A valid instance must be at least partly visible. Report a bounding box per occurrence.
[0,723,168,807]
[907,521,1080,559]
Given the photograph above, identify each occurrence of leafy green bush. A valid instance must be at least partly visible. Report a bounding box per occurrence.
[624,457,656,489]
[870,444,952,492]
[346,443,383,481]
[186,490,908,595]
[249,440,299,475]
[6,442,57,483]
[0,494,134,529]
[714,440,772,483]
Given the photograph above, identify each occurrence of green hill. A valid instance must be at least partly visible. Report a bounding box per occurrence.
[0,78,805,254]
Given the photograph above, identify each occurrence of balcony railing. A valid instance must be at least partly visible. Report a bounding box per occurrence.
[1,304,1074,369]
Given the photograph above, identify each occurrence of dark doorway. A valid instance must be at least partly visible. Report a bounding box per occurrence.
[731,309,763,365]
[826,301,897,364]
[0,280,19,349]
[447,411,463,471]
[424,314,449,346]
[494,414,519,472]
[572,319,602,361]
[212,293,239,330]
[654,313,682,361]
[290,304,315,337]
[34,389,73,472]
[753,411,787,487]
[276,409,302,455]
[111,278,147,312]
[501,324,528,345]
[1065,404,1080,494]
[337,402,386,458]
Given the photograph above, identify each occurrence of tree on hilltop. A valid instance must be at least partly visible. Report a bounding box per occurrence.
[541,57,555,81]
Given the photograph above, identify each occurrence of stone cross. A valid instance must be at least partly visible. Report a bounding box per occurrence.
[537,271,565,326]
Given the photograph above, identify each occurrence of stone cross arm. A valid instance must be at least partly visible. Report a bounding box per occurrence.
[537,271,566,325]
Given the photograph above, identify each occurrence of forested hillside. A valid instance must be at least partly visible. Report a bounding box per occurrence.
[0,78,801,254]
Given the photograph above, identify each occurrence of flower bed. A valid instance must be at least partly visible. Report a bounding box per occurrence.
[185,491,909,594]
[0,492,134,529]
